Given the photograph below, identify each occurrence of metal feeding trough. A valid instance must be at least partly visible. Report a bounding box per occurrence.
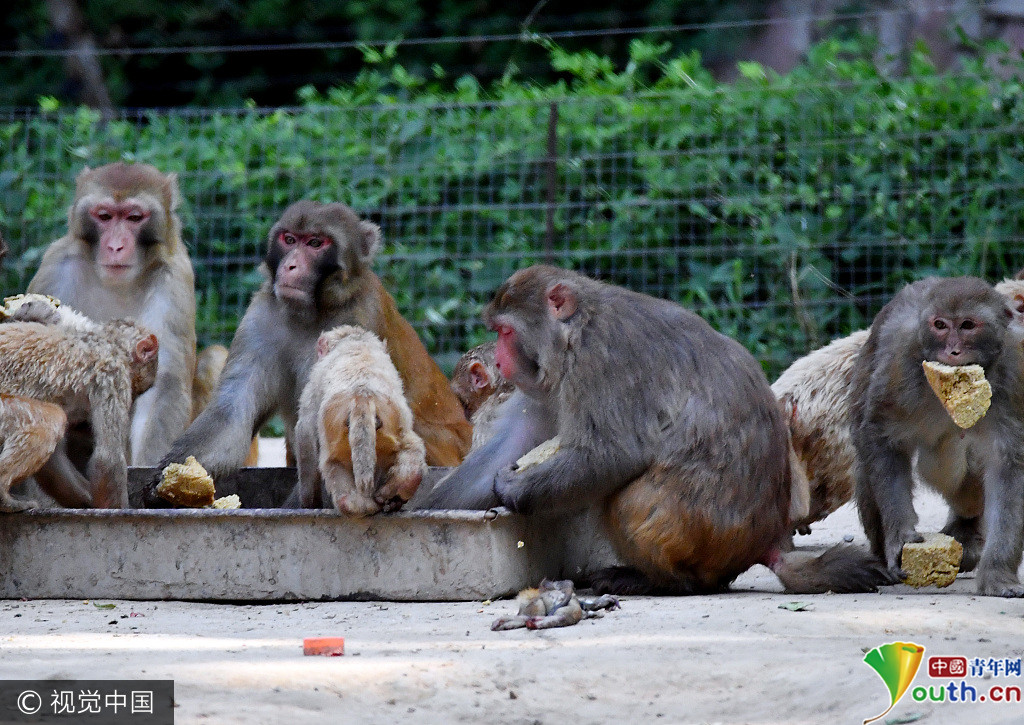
[0,468,619,602]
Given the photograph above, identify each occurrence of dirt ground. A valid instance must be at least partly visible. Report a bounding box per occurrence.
[1,439,1022,725]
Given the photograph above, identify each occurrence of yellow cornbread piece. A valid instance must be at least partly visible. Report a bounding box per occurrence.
[922,361,991,429]
[516,437,561,470]
[0,293,60,320]
[901,532,963,588]
[211,494,241,509]
[156,456,216,507]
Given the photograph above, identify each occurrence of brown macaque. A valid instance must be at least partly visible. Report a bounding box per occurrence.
[451,341,515,449]
[491,579,619,631]
[0,395,68,512]
[772,330,869,531]
[852,276,1024,597]
[427,265,891,595]
[28,162,197,465]
[148,201,470,504]
[294,325,426,515]
[0,319,159,508]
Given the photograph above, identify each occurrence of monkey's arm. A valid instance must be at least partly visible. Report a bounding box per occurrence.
[152,319,283,485]
[130,271,197,465]
[86,383,133,508]
[853,423,920,575]
[293,413,323,509]
[422,391,555,510]
[494,441,647,515]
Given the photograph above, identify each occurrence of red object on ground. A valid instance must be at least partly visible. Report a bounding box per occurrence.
[303,637,345,656]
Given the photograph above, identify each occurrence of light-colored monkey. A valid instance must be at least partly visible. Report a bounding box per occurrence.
[295,325,426,516]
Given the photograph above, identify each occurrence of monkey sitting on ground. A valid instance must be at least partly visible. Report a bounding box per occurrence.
[491,579,620,631]
[450,341,516,449]
[294,325,426,515]
[0,318,159,508]
[427,265,892,595]
[851,276,1024,597]
[0,395,68,512]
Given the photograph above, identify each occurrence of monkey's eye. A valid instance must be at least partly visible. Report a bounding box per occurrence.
[96,210,113,221]
[307,237,323,249]
[126,212,144,223]
[960,320,977,331]
[933,319,948,331]
[282,233,297,246]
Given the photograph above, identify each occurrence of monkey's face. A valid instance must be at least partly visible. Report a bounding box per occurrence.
[922,313,1003,368]
[78,193,167,285]
[266,202,381,308]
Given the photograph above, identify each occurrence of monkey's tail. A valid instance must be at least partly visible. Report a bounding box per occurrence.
[349,394,377,499]
[767,545,895,594]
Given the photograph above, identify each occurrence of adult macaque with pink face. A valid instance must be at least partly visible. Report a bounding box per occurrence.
[28,162,197,466]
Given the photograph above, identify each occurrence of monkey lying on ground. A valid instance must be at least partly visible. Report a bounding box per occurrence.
[0,318,158,508]
[491,579,620,631]
[428,265,892,595]
[852,276,1024,597]
[450,341,516,449]
[294,325,426,515]
[0,395,68,511]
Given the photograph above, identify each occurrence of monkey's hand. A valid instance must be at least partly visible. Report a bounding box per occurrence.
[2,295,62,325]
[885,527,924,579]
[494,464,532,513]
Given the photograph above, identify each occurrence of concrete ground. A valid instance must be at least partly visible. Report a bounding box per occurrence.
[1,439,1022,724]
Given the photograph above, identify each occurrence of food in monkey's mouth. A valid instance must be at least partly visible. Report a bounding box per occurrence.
[921,361,992,429]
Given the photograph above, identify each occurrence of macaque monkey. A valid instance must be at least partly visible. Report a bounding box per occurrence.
[151,201,470,504]
[491,579,619,631]
[851,276,1024,597]
[0,318,159,508]
[0,395,68,511]
[294,325,426,515]
[451,341,515,448]
[428,265,890,595]
[772,330,869,530]
[28,162,196,465]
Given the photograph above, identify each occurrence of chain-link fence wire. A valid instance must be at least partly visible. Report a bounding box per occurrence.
[2,68,1024,376]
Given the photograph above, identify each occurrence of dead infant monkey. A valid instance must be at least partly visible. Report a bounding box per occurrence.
[851,276,1024,597]
[295,325,426,515]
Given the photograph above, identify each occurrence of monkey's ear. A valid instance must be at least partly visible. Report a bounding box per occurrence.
[316,333,332,358]
[356,221,382,263]
[134,334,159,364]
[163,173,181,211]
[1014,295,1024,315]
[468,360,491,390]
[546,282,578,321]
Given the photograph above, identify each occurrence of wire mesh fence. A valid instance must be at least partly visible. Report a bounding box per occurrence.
[2,62,1024,375]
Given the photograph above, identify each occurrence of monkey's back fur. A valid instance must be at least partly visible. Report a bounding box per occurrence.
[772,330,868,529]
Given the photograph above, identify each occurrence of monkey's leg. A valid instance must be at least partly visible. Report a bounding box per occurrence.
[940,470,985,573]
[32,441,93,508]
[0,435,44,512]
[294,417,323,509]
[490,616,530,631]
[975,463,1024,597]
[524,600,584,629]
[323,462,376,517]
[376,435,425,512]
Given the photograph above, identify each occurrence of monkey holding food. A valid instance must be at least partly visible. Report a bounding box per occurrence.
[428,265,891,595]
[294,325,426,515]
[851,276,1024,597]
[0,317,158,508]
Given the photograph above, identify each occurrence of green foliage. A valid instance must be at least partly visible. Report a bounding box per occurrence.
[3,39,1024,376]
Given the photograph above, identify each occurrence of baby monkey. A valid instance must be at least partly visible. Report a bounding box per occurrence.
[491,579,620,631]
[450,341,515,449]
[295,325,426,516]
